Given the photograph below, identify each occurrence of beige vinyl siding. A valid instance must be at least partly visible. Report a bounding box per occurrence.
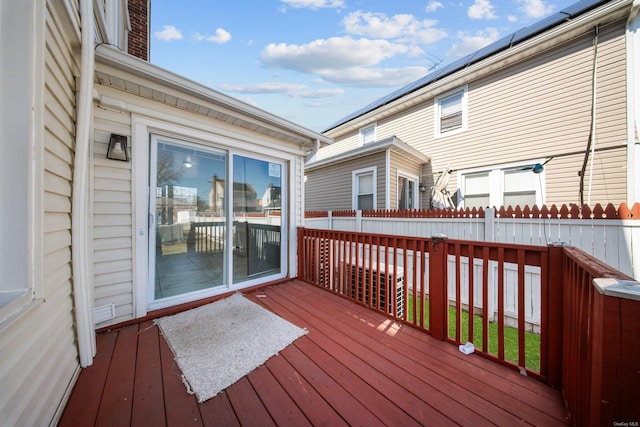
[461,21,626,206]
[305,152,386,211]
[93,104,134,328]
[0,2,80,425]
[329,19,628,208]
[93,83,307,326]
[545,147,627,206]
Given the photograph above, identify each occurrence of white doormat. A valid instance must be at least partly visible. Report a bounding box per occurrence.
[155,292,307,403]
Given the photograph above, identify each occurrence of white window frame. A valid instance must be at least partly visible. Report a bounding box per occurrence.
[434,86,468,138]
[459,160,545,209]
[352,167,377,210]
[397,170,418,210]
[0,0,43,328]
[359,123,376,146]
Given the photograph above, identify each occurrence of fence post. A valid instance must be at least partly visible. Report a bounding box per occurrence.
[297,226,305,279]
[328,210,333,230]
[546,244,564,388]
[356,210,362,232]
[429,234,448,341]
[484,207,495,242]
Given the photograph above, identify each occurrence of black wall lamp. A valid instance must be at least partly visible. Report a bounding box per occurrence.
[106,134,129,161]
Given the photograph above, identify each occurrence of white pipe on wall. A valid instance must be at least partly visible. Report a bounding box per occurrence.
[72,0,96,368]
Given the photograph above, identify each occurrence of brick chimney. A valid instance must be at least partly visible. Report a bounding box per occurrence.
[128,0,149,61]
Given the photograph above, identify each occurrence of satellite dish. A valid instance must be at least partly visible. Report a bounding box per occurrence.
[522,157,553,174]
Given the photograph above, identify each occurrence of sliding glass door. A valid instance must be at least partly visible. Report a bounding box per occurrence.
[149,135,285,305]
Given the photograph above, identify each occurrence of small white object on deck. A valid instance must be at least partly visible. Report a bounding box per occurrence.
[459,342,475,355]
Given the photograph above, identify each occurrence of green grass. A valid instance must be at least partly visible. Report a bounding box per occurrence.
[407,296,540,372]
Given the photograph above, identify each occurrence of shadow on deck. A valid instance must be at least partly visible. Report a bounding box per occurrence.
[60,279,567,426]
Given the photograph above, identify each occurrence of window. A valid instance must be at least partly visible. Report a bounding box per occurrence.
[352,167,377,210]
[461,164,541,209]
[397,173,418,210]
[462,172,490,209]
[435,86,467,137]
[359,124,376,146]
[1,1,37,323]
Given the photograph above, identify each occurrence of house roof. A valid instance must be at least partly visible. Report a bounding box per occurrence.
[323,0,626,134]
[94,46,333,150]
[305,136,430,171]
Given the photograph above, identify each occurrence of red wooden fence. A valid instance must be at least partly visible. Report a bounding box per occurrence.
[297,227,551,379]
[297,227,640,426]
[306,202,640,220]
[560,247,639,426]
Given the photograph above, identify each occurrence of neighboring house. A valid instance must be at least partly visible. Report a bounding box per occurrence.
[305,136,430,211]
[309,0,640,211]
[0,1,330,425]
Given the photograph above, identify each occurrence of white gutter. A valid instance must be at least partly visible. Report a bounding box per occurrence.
[72,0,96,367]
[628,0,640,204]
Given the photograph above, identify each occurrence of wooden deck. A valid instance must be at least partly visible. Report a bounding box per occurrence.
[60,280,568,426]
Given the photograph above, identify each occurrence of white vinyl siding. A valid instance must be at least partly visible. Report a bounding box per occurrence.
[1,2,81,425]
[93,104,134,328]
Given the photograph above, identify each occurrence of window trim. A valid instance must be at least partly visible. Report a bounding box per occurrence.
[0,0,43,327]
[459,160,545,209]
[352,166,377,210]
[434,86,468,138]
[359,123,376,146]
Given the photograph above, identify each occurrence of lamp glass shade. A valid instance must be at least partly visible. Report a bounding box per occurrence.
[106,134,129,161]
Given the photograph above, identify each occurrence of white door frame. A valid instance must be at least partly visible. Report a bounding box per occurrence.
[132,115,293,316]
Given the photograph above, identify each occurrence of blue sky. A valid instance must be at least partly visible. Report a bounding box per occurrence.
[151,0,578,132]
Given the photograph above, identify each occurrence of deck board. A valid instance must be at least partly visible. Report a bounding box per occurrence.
[132,321,165,426]
[60,279,568,426]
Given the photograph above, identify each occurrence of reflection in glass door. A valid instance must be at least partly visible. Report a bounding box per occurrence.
[232,155,282,283]
[151,138,227,300]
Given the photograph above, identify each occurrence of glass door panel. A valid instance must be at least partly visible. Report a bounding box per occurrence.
[232,155,282,283]
[152,139,227,300]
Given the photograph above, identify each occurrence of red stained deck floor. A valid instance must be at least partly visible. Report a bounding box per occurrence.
[60,280,568,426]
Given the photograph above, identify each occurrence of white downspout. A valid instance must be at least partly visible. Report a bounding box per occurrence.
[72,0,96,367]
[627,1,640,204]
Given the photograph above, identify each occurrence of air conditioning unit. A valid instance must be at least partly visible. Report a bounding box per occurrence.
[344,259,404,318]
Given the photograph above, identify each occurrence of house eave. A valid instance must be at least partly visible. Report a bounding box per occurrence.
[324,0,634,138]
[94,46,333,149]
[305,136,430,171]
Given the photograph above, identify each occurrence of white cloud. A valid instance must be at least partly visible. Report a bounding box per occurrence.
[154,25,183,41]
[260,37,431,87]
[318,66,429,87]
[446,27,500,58]
[206,28,232,44]
[193,28,232,44]
[219,82,344,98]
[261,36,410,73]
[517,0,554,18]
[507,15,518,23]
[280,0,344,9]
[425,1,444,13]
[342,11,447,45]
[468,0,497,20]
